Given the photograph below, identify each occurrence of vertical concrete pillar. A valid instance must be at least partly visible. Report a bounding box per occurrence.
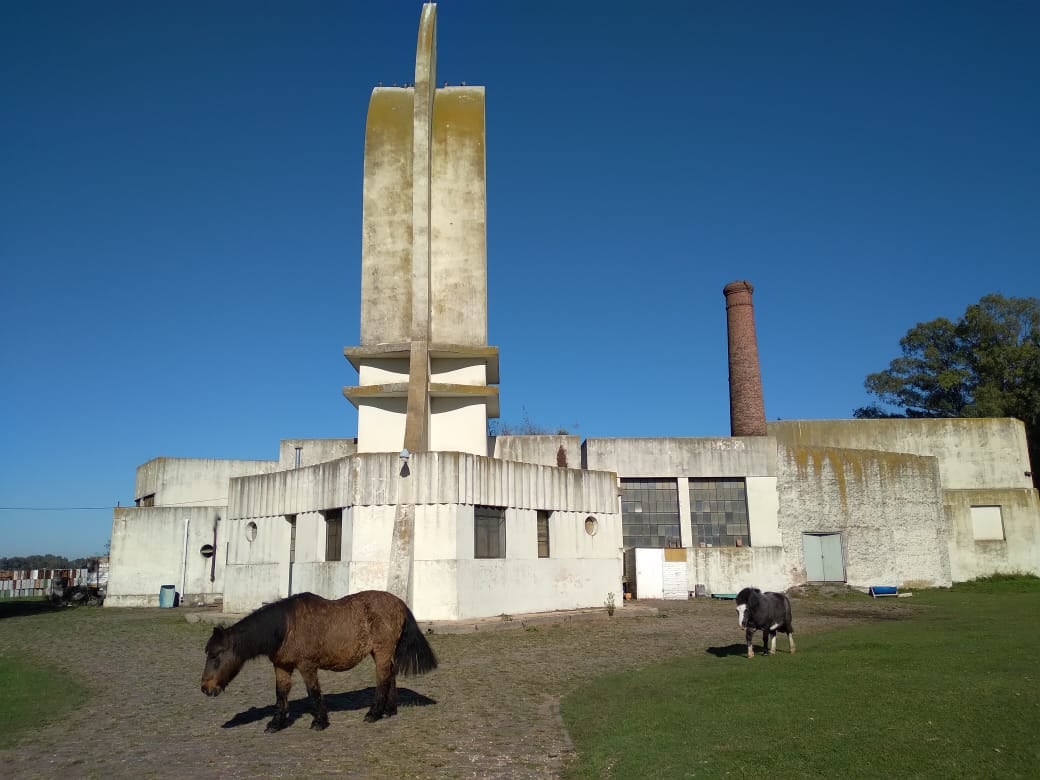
[723,280,767,437]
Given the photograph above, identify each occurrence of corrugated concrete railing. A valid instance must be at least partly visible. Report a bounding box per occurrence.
[227,452,619,519]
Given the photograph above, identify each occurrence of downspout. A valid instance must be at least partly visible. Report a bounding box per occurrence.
[211,517,219,583]
[180,517,190,605]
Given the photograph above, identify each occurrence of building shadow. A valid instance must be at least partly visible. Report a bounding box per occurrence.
[221,687,437,729]
[0,599,64,620]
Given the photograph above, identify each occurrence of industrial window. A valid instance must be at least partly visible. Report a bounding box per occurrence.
[324,509,343,562]
[137,494,155,507]
[537,510,551,558]
[689,478,749,547]
[475,505,506,559]
[970,505,1004,541]
[620,478,680,548]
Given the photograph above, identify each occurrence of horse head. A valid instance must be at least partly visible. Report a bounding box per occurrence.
[201,625,244,697]
[735,587,760,628]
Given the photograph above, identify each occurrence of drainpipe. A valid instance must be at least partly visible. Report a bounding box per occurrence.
[211,517,219,583]
[180,518,190,605]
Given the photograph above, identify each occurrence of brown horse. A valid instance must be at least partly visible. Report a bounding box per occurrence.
[200,590,437,732]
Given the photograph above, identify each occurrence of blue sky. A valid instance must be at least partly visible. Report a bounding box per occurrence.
[2,1,1038,559]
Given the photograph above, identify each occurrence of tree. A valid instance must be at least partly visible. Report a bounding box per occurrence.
[855,294,1040,488]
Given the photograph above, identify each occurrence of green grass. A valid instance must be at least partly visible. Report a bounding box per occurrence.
[0,653,90,748]
[562,579,1040,779]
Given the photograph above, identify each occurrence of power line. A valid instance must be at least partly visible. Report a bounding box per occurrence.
[0,506,110,511]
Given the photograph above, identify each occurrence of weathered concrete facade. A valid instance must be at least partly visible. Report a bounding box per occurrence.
[105,4,1040,616]
[108,505,226,607]
[221,450,622,619]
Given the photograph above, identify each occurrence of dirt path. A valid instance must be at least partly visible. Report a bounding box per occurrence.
[0,596,911,779]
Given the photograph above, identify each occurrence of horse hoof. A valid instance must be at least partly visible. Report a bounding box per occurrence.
[363,712,382,723]
[310,720,329,731]
[265,722,286,733]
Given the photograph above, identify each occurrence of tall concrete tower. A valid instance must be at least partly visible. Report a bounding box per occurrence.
[343,2,499,457]
[723,280,767,436]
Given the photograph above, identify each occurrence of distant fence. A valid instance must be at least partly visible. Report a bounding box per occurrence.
[0,564,109,599]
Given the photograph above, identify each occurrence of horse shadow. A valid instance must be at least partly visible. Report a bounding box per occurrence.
[706,643,752,658]
[222,687,437,729]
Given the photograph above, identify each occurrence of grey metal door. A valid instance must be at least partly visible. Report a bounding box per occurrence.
[803,533,845,582]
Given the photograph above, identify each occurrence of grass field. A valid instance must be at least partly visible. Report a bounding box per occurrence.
[561,577,1040,779]
[0,601,91,749]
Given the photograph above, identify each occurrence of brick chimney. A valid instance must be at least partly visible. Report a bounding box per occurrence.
[723,280,767,436]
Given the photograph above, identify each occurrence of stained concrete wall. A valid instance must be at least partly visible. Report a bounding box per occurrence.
[583,437,777,478]
[430,87,487,346]
[221,452,623,618]
[278,439,357,469]
[360,88,414,345]
[945,488,1040,580]
[134,457,278,506]
[227,452,619,520]
[687,546,789,595]
[359,85,487,348]
[491,435,582,468]
[776,443,950,588]
[769,418,1033,490]
[107,506,224,607]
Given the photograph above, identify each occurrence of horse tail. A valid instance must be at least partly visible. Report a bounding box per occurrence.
[394,606,438,676]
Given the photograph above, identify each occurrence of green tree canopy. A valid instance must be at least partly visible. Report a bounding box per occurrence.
[855,293,1040,487]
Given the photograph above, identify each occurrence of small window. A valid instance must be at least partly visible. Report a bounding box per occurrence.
[537,510,551,558]
[137,493,156,508]
[584,516,599,536]
[324,509,343,562]
[970,505,1004,541]
[245,521,258,542]
[475,505,506,559]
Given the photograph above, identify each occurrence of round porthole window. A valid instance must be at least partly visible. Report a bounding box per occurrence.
[584,516,598,536]
[199,543,215,558]
[246,521,258,542]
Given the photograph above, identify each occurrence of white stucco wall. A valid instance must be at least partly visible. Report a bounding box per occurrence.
[429,397,488,456]
[747,476,782,547]
[410,504,621,620]
[431,358,486,385]
[134,457,278,506]
[107,506,225,607]
[358,358,409,385]
[356,398,408,454]
[223,500,622,620]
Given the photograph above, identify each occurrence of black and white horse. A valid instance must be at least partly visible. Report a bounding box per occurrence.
[735,587,796,659]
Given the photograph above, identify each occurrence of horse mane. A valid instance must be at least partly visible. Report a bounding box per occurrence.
[227,593,305,661]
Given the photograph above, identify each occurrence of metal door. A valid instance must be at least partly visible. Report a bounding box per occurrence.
[803,533,845,582]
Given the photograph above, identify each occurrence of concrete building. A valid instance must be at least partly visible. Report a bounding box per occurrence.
[106,4,1040,616]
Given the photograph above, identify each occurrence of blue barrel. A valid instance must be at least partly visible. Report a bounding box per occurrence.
[159,584,176,608]
[869,585,898,597]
